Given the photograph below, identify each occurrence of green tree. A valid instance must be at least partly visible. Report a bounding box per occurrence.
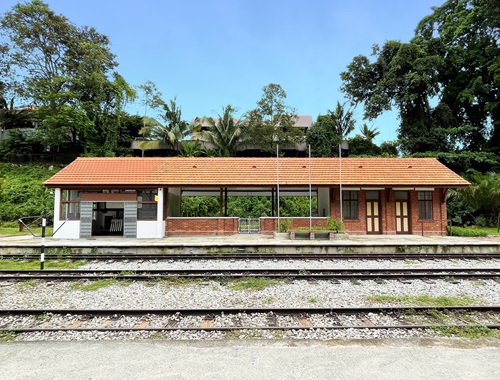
[340,0,499,171]
[359,123,380,142]
[243,84,304,155]
[328,101,356,140]
[193,105,242,157]
[306,115,341,157]
[179,140,203,157]
[0,0,135,156]
[138,98,190,155]
[347,135,381,156]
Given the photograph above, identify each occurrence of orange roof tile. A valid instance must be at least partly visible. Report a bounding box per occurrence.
[44,157,469,187]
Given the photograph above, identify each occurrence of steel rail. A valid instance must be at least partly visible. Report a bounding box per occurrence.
[0,268,500,281]
[1,306,499,333]
[2,253,500,261]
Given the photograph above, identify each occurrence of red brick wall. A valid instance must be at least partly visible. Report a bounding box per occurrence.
[330,188,447,236]
[260,217,331,235]
[166,217,238,236]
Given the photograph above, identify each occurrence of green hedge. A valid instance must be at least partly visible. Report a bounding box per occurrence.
[447,226,489,237]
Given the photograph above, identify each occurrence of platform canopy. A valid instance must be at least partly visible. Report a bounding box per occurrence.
[44,157,470,189]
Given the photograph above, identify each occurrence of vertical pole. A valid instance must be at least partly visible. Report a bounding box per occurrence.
[339,143,343,222]
[309,145,312,230]
[40,209,46,270]
[276,145,280,231]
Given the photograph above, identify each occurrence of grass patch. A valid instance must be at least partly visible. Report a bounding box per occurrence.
[229,277,278,291]
[17,279,39,292]
[309,297,320,304]
[0,226,54,236]
[0,331,16,342]
[432,326,500,338]
[70,278,130,291]
[367,294,480,307]
[0,259,84,270]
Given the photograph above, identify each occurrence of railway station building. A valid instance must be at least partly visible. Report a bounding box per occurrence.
[43,157,469,239]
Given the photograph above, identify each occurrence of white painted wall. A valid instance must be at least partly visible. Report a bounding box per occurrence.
[137,221,163,238]
[52,220,81,239]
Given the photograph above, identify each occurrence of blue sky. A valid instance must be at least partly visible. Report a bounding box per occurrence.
[1,0,442,144]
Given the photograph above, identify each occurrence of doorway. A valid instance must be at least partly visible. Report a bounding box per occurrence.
[366,191,381,234]
[92,202,124,236]
[395,191,410,234]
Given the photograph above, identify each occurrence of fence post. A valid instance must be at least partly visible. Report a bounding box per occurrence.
[40,209,46,270]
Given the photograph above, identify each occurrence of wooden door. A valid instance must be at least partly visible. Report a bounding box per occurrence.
[366,200,381,234]
[395,201,410,233]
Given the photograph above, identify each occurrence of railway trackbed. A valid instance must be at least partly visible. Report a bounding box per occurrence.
[1,307,500,334]
[1,268,500,281]
[2,253,500,261]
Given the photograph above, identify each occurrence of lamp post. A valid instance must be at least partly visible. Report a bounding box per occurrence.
[339,141,349,222]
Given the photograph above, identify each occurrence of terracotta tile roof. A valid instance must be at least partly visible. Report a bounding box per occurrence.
[44,157,469,187]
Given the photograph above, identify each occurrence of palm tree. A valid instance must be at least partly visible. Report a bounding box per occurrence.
[359,123,380,142]
[179,140,202,157]
[193,105,242,157]
[138,98,190,155]
[328,101,355,140]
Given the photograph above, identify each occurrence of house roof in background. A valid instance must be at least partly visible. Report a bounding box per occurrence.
[44,157,470,188]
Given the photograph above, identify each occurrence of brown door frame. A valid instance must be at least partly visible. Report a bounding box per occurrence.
[366,192,381,234]
[395,191,411,234]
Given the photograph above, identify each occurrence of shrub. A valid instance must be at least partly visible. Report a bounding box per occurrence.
[447,226,489,237]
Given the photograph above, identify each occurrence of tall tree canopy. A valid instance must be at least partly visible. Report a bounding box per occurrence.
[0,0,136,156]
[340,0,499,172]
[243,83,304,155]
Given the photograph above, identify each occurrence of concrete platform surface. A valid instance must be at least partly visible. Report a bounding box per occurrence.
[1,339,499,380]
[0,233,499,247]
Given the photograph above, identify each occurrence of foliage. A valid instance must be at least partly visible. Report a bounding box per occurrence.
[278,218,292,232]
[340,0,499,171]
[0,163,58,222]
[447,171,500,226]
[327,101,356,140]
[138,97,190,154]
[229,277,278,291]
[180,195,316,218]
[0,0,136,156]
[0,129,44,162]
[181,196,219,217]
[447,226,489,237]
[0,259,83,270]
[326,217,344,232]
[432,326,500,338]
[379,141,399,157]
[358,123,380,141]
[347,135,381,156]
[367,294,479,306]
[243,83,304,154]
[306,115,341,157]
[179,140,202,157]
[192,105,242,157]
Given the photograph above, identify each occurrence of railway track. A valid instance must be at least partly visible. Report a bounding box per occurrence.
[1,268,500,280]
[1,306,499,334]
[2,253,500,261]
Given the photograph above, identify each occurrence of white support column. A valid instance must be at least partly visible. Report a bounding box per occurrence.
[157,188,164,238]
[53,188,61,225]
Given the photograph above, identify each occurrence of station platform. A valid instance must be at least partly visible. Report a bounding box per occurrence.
[0,233,499,254]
